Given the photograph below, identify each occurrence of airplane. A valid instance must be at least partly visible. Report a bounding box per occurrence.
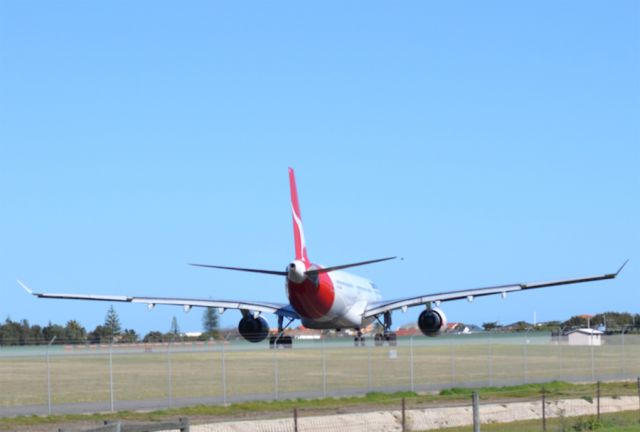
[20,168,627,348]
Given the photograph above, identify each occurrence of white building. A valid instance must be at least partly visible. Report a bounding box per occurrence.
[183,331,203,338]
[566,328,604,346]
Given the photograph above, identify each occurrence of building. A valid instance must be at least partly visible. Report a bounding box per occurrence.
[565,328,604,346]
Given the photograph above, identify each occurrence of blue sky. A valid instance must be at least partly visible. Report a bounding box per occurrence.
[1,1,638,335]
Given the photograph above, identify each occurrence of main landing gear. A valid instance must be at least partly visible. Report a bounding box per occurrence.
[374,311,397,347]
[354,329,365,347]
[270,315,294,349]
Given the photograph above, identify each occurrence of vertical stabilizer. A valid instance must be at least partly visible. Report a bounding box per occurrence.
[289,168,309,262]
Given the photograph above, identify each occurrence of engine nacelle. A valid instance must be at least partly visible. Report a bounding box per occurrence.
[238,316,270,343]
[418,307,447,337]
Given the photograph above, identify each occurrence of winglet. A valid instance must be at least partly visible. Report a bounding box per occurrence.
[17,280,34,295]
[615,259,629,276]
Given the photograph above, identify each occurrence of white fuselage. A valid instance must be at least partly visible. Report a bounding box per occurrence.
[295,270,382,329]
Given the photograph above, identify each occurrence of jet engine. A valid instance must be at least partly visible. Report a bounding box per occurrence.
[418,307,447,337]
[238,315,270,343]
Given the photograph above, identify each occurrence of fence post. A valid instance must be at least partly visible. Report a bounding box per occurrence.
[621,328,626,378]
[450,338,456,386]
[557,341,563,381]
[542,387,546,432]
[472,391,480,432]
[273,346,279,400]
[109,340,114,412]
[488,335,493,387]
[596,381,601,421]
[293,407,298,432]
[179,417,190,432]
[367,342,372,391]
[221,341,227,405]
[167,340,173,408]
[46,336,56,415]
[322,338,327,398]
[401,397,406,432]
[590,344,595,381]
[637,376,640,423]
[409,336,415,392]
[523,336,528,384]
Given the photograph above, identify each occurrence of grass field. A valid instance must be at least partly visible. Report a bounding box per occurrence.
[1,381,639,430]
[1,333,639,412]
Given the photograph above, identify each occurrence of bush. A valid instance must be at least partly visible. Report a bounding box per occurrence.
[572,416,602,431]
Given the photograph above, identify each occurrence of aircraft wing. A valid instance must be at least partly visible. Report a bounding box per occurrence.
[18,281,299,319]
[364,261,627,318]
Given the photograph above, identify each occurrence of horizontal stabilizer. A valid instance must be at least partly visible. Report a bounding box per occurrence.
[306,256,397,276]
[189,263,287,276]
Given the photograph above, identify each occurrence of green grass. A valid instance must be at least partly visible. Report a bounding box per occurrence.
[0,391,419,428]
[2,336,640,407]
[1,381,638,430]
[432,410,640,431]
[438,380,640,401]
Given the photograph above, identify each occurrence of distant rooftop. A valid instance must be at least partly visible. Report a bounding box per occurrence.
[566,328,604,335]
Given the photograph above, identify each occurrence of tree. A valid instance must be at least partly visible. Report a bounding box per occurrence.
[88,325,113,344]
[592,312,634,331]
[64,320,87,344]
[534,320,562,332]
[482,321,499,331]
[562,315,590,329]
[120,328,139,343]
[143,331,167,343]
[43,321,66,343]
[0,318,20,345]
[104,306,121,337]
[169,316,180,339]
[29,324,45,344]
[202,307,219,338]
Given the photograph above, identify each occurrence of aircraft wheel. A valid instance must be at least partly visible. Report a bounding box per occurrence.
[385,332,397,347]
[374,333,384,347]
[281,335,293,348]
[270,335,293,349]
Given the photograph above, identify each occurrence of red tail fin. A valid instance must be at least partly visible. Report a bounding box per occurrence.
[289,168,309,262]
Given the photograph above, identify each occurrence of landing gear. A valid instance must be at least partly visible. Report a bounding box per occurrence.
[354,329,366,347]
[374,333,384,346]
[385,331,397,346]
[269,334,293,349]
[270,315,294,349]
[374,311,397,347]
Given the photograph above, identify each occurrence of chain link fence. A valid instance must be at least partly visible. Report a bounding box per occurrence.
[1,333,639,419]
[57,382,640,432]
[183,382,640,431]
